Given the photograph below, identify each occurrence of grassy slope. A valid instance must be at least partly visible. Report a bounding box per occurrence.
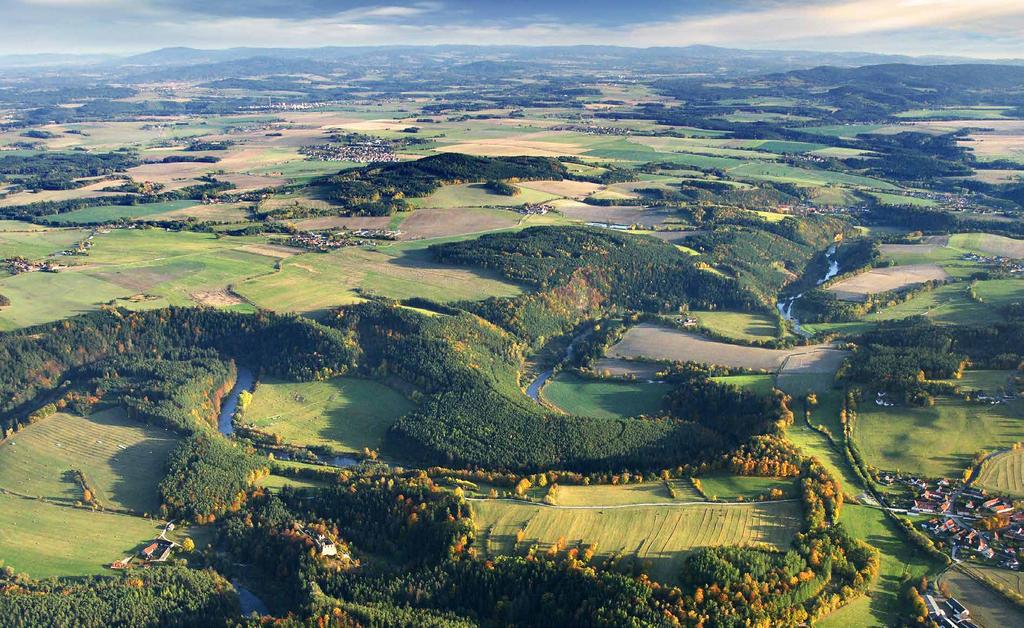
[471,499,802,585]
[0,408,178,513]
[0,493,169,577]
[540,373,670,419]
[854,398,1024,479]
[244,377,414,452]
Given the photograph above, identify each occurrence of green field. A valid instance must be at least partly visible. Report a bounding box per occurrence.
[0,229,281,330]
[818,505,942,627]
[244,377,415,452]
[854,397,1024,479]
[408,182,558,208]
[49,200,199,224]
[975,448,1024,497]
[936,369,1015,393]
[695,474,798,500]
[0,408,178,513]
[710,374,776,396]
[867,191,939,207]
[472,499,802,584]
[688,309,782,342]
[540,373,670,419]
[0,493,171,577]
[0,226,88,260]
[236,239,524,315]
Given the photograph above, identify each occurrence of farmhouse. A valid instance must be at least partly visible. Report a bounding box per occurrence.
[139,538,176,562]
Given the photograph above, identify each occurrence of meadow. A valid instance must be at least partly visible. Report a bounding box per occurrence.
[471,499,802,585]
[539,373,670,419]
[853,397,1024,479]
[244,377,415,452]
[0,408,178,514]
[686,309,782,342]
[817,505,943,627]
[0,493,170,577]
[695,474,798,500]
[0,225,86,259]
[0,228,283,329]
[48,199,199,225]
[235,238,525,316]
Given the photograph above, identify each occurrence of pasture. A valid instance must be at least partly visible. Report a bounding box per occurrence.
[853,397,1024,479]
[0,493,170,577]
[687,309,782,342]
[408,182,559,209]
[540,373,670,419]
[244,377,414,452]
[695,475,798,500]
[235,240,525,315]
[0,226,85,260]
[818,505,942,628]
[472,499,802,585]
[710,374,776,396]
[0,408,178,514]
[826,264,950,302]
[0,228,285,329]
[606,323,845,373]
[48,200,199,225]
[975,448,1024,497]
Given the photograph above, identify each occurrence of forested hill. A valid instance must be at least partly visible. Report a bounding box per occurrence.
[305,153,568,217]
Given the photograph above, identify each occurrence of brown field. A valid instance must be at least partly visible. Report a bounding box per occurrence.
[517,179,605,198]
[590,358,664,379]
[607,323,845,372]
[217,173,288,191]
[553,201,675,226]
[290,215,391,231]
[826,264,950,301]
[237,243,303,259]
[434,139,583,157]
[399,207,521,240]
[149,202,250,222]
[191,289,245,307]
[125,161,211,188]
[0,177,125,208]
[968,169,1024,184]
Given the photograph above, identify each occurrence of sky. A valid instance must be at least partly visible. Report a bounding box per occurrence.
[2,0,1024,58]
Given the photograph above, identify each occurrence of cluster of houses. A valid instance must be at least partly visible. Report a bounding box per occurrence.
[287,231,357,252]
[351,228,401,240]
[550,124,633,136]
[961,252,1024,274]
[925,593,977,628]
[299,141,399,163]
[2,257,65,274]
[892,475,1024,568]
[875,391,896,407]
[516,203,552,215]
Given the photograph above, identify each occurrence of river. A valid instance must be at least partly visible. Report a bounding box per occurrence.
[776,244,840,337]
[525,330,590,402]
[217,366,255,435]
[232,579,270,617]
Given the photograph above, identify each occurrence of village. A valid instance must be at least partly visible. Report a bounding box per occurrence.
[286,227,402,252]
[299,140,400,163]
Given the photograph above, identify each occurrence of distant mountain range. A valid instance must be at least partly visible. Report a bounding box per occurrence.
[2,45,1021,76]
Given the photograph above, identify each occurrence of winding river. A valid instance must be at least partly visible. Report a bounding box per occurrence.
[776,244,840,337]
[217,366,255,435]
[525,331,590,402]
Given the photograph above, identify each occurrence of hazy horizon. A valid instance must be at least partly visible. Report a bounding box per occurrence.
[2,0,1024,59]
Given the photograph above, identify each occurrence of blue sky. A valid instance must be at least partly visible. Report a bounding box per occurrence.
[2,0,1024,58]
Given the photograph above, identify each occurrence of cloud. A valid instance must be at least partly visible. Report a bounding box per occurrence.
[1,0,1023,57]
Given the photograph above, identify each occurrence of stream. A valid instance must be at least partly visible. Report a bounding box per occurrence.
[233,580,270,617]
[775,244,840,338]
[525,331,590,402]
[217,366,255,435]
